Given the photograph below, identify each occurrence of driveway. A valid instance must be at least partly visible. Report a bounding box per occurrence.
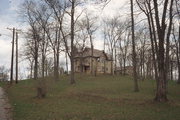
[0,87,12,120]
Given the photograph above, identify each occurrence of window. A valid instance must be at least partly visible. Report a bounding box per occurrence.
[97,58,100,62]
[102,67,105,71]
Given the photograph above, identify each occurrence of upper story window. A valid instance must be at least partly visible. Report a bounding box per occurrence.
[97,58,100,62]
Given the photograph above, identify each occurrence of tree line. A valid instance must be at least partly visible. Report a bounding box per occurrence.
[16,0,179,102]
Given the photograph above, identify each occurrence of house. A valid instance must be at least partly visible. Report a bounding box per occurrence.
[74,47,113,74]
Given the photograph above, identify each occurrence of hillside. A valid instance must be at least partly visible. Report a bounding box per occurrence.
[1,75,180,120]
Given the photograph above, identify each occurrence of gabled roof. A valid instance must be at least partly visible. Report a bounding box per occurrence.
[74,47,112,60]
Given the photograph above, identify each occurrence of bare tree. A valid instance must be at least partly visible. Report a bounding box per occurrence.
[44,0,77,84]
[136,0,176,102]
[20,0,47,98]
[135,26,150,80]
[153,0,174,102]
[172,24,180,83]
[44,0,68,80]
[116,19,130,75]
[34,3,51,79]
[173,0,180,84]
[79,12,98,75]
[103,16,120,75]
[75,19,89,72]
[45,0,109,83]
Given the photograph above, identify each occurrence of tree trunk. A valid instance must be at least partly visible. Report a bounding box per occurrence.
[91,44,94,75]
[42,43,45,78]
[80,52,83,73]
[45,60,48,77]
[123,57,126,75]
[56,52,59,79]
[115,47,117,75]
[147,15,158,80]
[70,0,75,84]
[42,54,45,78]
[65,52,69,75]
[177,25,180,84]
[170,61,173,80]
[111,48,114,75]
[37,78,46,98]
[53,49,58,80]
[34,37,38,80]
[30,60,34,79]
[153,0,170,102]
[56,26,60,77]
[34,34,46,98]
[130,0,139,92]
[89,33,95,76]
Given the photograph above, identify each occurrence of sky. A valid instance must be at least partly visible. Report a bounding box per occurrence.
[0,0,128,78]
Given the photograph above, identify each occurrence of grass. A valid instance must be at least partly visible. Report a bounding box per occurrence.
[1,74,180,120]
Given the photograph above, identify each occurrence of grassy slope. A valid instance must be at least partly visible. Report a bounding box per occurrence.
[2,75,180,120]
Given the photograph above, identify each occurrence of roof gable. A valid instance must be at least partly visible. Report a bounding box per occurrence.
[75,47,112,60]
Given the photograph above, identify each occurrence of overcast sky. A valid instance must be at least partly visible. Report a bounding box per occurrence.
[0,0,128,77]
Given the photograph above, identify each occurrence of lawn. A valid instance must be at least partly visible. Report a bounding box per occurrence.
[1,74,180,120]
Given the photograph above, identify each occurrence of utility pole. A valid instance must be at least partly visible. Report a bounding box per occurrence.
[9,28,15,84]
[15,32,18,84]
[8,27,21,84]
